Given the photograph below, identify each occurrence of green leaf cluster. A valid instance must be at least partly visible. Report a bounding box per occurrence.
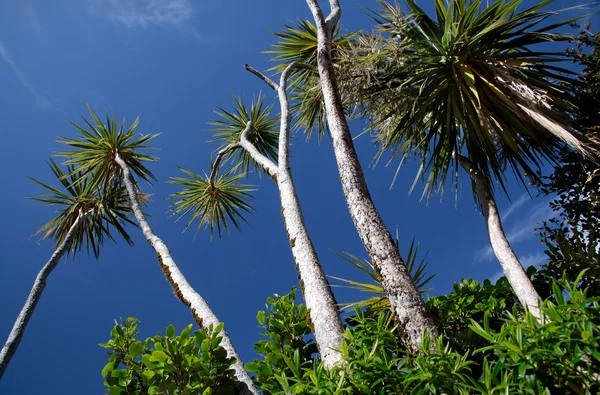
[100,318,237,395]
[30,159,135,257]
[245,288,318,394]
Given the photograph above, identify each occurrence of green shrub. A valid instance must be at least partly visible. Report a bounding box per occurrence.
[100,319,237,395]
[100,274,600,394]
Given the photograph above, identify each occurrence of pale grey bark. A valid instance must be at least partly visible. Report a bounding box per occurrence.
[305,0,438,350]
[239,63,345,367]
[114,153,259,395]
[0,212,83,380]
[456,154,541,318]
[210,144,239,187]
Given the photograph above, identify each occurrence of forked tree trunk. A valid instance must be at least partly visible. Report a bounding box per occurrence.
[305,0,437,350]
[239,64,345,368]
[456,154,541,317]
[114,154,259,395]
[0,212,83,380]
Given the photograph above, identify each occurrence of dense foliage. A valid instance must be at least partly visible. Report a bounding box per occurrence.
[533,27,600,297]
[102,273,600,394]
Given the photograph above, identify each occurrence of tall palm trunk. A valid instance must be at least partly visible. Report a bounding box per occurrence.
[305,0,437,350]
[0,212,83,380]
[456,154,541,317]
[114,154,259,395]
[239,64,345,367]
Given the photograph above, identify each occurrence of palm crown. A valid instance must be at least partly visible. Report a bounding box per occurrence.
[30,159,134,257]
[209,94,278,176]
[169,166,255,239]
[57,104,159,190]
[364,0,591,197]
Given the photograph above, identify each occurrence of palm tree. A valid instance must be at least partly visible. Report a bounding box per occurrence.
[170,65,346,368]
[0,160,134,380]
[265,0,438,350]
[356,0,595,317]
[57,106,259,395]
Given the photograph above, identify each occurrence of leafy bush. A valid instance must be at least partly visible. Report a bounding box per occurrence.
[100,274,600,394]
[100,318,237,395]
[245,288,317,394]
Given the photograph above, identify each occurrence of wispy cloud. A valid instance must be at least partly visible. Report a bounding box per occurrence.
[89,0,209,41]
[473,199,555,264]
[473,245,494,263]
[24,4,43,33]
[501,193,530,222]
[90,0,193,27]
[520,251,547,269]
[0,41,53,110]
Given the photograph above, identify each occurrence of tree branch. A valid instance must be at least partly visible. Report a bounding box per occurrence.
[306,0,341,34]
[243,65,278,91]
[209,144,239,188]
[238,121,279,180]
[306,0,327,31]
[454,152,490,189]
[278,62,300,170]
[245,63,316,93]
[324,0,341,31]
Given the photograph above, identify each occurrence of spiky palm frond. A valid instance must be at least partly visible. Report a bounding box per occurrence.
[29,159,135,258]
[57,104,159,189]
[209,94,278,176]
[330,235,435,315]
[365,0,591,199]
[169,167,255,239]
[266,19,355,79]
[266,19,356,140]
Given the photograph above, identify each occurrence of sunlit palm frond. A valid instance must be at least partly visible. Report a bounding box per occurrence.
[208,94,278,176]
[57,104,159,189]
[289,75,329,141]
[266,19,355,79]
[29,159,135,258]
[267,19,356,140]
[168,167,255,240]
[365,0,592,199]
[331,235,435,315]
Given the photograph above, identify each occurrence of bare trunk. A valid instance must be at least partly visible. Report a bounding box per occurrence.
[114,154,259,395]
[240,64,345,367]
[304,0,437,350]
[0,213,83,380]
[457,154,541,318]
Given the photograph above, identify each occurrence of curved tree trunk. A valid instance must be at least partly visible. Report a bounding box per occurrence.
[114,154,259,395]
[456,154,541,318]
[0,212,83,380]
[305,0,437,350]
[242,64,345,367]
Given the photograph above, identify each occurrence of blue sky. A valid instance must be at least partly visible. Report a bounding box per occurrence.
[0,0,596,393]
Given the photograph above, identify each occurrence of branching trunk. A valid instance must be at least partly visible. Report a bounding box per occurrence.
[305,0,437,350]
[0,212,83,380]
[114,153,259,395]
[239,63,345,368]
[456,154,541,318]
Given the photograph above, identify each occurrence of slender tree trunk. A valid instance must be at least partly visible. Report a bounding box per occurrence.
[114,154,259,395]
[456,154,541,317]
[242,64,345,367]
[304,0,437,350]
[0,212,83,380]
